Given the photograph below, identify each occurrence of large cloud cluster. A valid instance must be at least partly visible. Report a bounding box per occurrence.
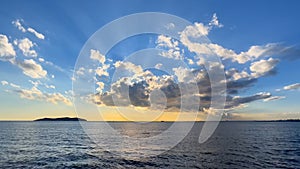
[85,13,300,115]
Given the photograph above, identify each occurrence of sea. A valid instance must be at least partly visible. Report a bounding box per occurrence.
[0,121,299,168]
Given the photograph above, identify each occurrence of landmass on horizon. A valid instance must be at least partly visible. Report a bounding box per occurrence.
[32,117,300,122]
[34,117,87,121]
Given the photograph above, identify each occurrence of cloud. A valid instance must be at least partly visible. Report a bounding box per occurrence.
[114,61,143,75]
[90,49,105,64]
[0,34,16,61]
[76,67,85,76]
[27,28,45,40]
[6,82,72,106]
[96,64,110,77]
[283,83,300,91]
[156,35,183,60]
[14,38,37,57]
[165,23,175,30]
[96,82,105,93]
[263,96,285,102]
[38,58,45,62]
[14,59,47,79]
[12,19,26,32]
[84,14,298,114]
[1,81,8,85]
[12,19,45,40]
[250,58,279,78]
[209,13,223,28]
[154,63,163,69]
[226,68,251,81]
[226,92,271,109]
[10,83,20,88]
[172,67,195,83]
[180,21,298,64]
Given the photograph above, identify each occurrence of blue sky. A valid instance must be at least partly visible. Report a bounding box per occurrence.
[0,0,300,120]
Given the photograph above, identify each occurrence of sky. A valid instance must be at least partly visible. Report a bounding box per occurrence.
[0,0,300,121]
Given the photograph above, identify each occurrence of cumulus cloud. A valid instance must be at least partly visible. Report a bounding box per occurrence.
[172,67,195,83]
[90,49,106,64]
[250,58,279,78]
[14,38,37,57]
[283,83,300,91]
[14,59,47,79]
[226,68,251,81]
[0,34,16,61]
[156,35,183,60]
[82,14,300,115]
[96,82,105,93]
[96,64,110,77]
[114,61,143,75]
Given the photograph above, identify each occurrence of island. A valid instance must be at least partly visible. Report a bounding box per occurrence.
[34,117,87,121]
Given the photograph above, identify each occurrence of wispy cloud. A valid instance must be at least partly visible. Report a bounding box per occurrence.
[283,83,300,91]
[3,80,72,106]
[12,19,45,40]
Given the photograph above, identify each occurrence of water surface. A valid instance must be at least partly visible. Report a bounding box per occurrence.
[0,122,299,168]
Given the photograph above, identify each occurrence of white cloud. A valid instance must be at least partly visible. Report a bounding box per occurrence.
[96,82,105,93]
[45,84,55,89]
[15,38,37,57]
[10,84,72,106]
[12,19,45,40]
[157,35,179,49]
[179,18,291,64]
[172,67,194,83]
[10,83,20,88]
[187,59,194,65]
[165,23,175,30]
[283,83,300,91]
[12,19,26,32]
[156,35,183,60]
[114,61,143,75]
[0,34,16,61]
[263,96,285,102]
[90,49,106,64]
[27,27,45,40]
[226,68,251,81]
[45,92,72,106]
[16,59,47,79]
[209,13,223,28]
[76,67,85,76]
[38,58,45,62]
[1,81,8,85]
[250,58,279,78]
[96,64,110,77]
[155,63,163,69]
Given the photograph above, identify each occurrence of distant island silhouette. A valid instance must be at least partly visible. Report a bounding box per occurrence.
[34,117,87,121]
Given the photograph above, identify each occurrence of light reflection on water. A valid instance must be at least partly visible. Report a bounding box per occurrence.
[0,121,299,168]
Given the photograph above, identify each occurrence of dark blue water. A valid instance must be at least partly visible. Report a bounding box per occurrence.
[0,122,299,168]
